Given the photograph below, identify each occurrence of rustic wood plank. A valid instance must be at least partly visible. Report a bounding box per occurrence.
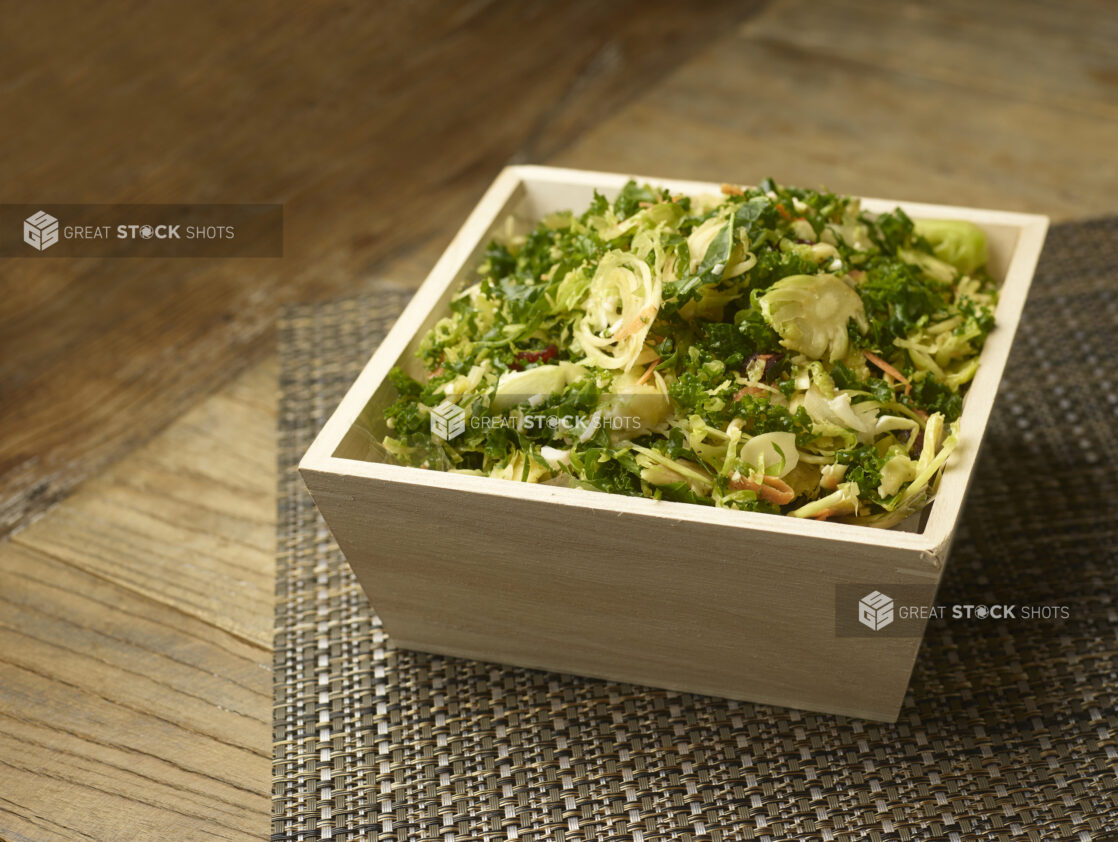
[0,0,760,537]
[0,543,270,842]
[553,0,1118,220]
[744,0,1118,123]
[10,359,278,648]
[0,358,277,840]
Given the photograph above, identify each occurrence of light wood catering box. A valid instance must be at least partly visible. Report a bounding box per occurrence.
[301,166,1048,721]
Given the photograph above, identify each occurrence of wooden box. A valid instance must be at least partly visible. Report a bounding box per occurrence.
[300,166,1048,721]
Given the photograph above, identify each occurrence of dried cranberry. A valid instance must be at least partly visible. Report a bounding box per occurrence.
[742,352,785,382]
[516,344,558,364]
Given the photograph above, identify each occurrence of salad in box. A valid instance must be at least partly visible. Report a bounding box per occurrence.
[381,179,995,528]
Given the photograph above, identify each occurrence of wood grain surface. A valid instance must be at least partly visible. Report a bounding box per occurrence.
[1,0,1116,839]
[0,0,757,538]
[556,0,1118,214]
[0,362,277,842]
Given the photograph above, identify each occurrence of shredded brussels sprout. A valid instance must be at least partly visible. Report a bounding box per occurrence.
[758,273,868,362]
[380,179,996,525]
[913,219,989,275]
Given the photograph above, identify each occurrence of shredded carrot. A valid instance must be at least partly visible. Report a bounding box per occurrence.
[775,203,792,220]
[613,305,658,342]
[720,183,744,196]
[863,350,912,396]
[636,358,661,385]
[428,365,444,380]
[730,474,795,506]
[733,384,766,401]
[638,201,654,208]
[813,510,835,521]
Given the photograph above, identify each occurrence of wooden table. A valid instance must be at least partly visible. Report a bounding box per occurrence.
[2,2,1115,839]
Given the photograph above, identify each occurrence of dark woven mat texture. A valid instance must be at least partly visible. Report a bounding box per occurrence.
[274,219,1118,842]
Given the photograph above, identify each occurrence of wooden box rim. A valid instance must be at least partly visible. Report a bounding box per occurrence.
[301,165,1049,562]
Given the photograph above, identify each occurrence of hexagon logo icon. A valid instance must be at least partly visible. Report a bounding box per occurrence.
[430,400,466,441]
[858,590,894,631]
[24,210,60,251]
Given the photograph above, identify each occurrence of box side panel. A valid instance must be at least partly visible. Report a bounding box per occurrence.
[303,467,940,721]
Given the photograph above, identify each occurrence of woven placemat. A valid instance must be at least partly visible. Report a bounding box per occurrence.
[273,220,1118,842]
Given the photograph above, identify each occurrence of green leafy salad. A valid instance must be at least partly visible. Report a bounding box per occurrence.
[381,179,996,526]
